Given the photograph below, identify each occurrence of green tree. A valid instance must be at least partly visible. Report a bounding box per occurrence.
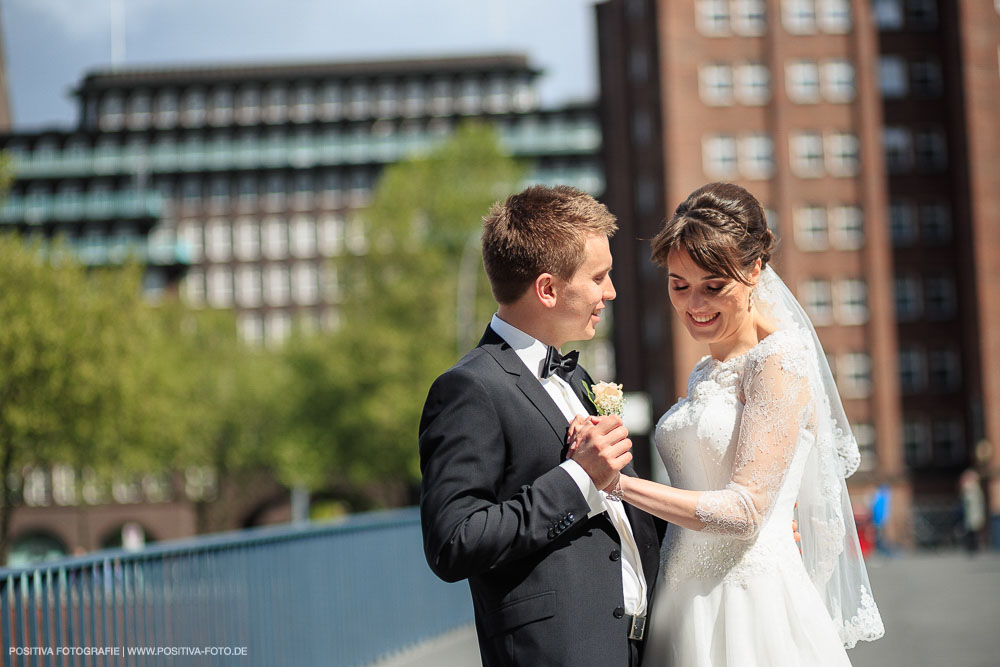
[278,123,525,508]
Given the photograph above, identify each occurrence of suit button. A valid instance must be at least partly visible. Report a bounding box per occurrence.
[613,607,625,619]
[609,549,621,562]
[567,512,575,522]
[547,529,556,539]
[558,520,568,530]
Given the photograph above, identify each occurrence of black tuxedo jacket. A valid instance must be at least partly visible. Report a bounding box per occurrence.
[419,326,663,667]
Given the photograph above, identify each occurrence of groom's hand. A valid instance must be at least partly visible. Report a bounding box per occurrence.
[567,415,632,490]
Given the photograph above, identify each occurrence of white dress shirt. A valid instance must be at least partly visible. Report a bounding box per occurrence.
[490,314,648,616]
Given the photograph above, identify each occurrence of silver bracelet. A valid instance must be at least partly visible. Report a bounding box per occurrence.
[605,474,624,502]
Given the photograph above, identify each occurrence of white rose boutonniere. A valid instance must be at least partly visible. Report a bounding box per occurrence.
[583,380,625,418]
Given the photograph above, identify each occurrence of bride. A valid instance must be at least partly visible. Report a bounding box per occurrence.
[572,182,884,665]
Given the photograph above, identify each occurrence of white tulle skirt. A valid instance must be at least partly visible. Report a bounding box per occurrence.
[643,558,853,667]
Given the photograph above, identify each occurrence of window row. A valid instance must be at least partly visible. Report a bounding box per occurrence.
[176,215,366,262]
[873,0,939,31]
[879,55,944,99]
[703,131,860,180]
[883,126,948,173]
[237,309,338,347]
[696,0,852,36]
[894,274,957,322]
[898,345,962,395]
[799,278,869,326]
[794,204,864,251]
[889,200,952,247]
[903,416,965,467]
[171,170,377,212]
[183,262,337,309]
[95,75,538,131]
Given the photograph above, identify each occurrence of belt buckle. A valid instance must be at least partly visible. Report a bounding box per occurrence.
[628,614,646,641]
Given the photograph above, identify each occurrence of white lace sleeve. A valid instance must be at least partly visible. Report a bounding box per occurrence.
[694,340,812,539]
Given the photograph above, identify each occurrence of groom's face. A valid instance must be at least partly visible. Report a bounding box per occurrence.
[550,233,616,346]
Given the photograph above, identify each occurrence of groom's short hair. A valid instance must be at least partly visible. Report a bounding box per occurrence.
[481,185,617,304]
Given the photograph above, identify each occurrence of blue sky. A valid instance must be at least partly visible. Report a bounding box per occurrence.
[2,0,601,130]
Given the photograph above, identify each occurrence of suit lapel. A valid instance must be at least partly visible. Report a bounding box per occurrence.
[569,365,598,417]
[479,326,569,443]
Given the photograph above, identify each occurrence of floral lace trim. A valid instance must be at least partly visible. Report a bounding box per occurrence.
[834,586,885,649]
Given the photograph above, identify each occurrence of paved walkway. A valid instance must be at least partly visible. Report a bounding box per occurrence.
[377,550,1000,667]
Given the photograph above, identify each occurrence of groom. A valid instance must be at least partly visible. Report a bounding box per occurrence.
[419,185,662,667]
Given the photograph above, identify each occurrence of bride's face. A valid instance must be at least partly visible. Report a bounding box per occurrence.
[665,249,759,349]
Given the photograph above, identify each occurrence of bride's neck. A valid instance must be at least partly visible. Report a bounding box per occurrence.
[709,311,775,362]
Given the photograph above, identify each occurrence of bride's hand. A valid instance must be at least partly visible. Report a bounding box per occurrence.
[565,414,593,456]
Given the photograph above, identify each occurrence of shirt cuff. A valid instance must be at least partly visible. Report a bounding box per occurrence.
[560,459,606,518]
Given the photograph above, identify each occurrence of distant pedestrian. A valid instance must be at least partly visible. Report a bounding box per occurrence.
[959,469,986,553]
[871,484,893,556]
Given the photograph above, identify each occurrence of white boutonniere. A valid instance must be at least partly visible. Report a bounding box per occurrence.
[583,380,625,417]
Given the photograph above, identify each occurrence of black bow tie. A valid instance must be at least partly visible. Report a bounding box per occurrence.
[540,347,579,381]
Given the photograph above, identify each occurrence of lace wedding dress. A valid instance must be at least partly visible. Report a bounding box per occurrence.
[643,268,883,666]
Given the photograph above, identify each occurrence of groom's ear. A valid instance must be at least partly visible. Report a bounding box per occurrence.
[534,273,558,309]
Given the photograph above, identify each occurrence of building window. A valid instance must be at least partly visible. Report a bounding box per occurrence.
[932,419,964,464]
[100,93,124,130]
[739,133,774,179]
[375,80,399,117]
[795,206,828,251]
[154,90,178,127]
[265,265,290,306]
[349,82,371,118]
[817,0,851,32]
[235,265,262,307]
[291,171,314,211]
[262,217,288,259]
[782,0,817,34]
[829,205,864,250]
[883,126,913,172]
[699,64,734,106]
[234,218,260,261]
[919,202,952,244]
[879,56,909,98]
[906,0,938,28]
[839,352,872,398]
[822,59,856,102]
[290,215,316,258]
[458,77,481,114]
[291,84,315,122]
[209,88,233,126]
[404,79,427,116]
[239,313,264,346]
[264,172,287,211]
[263,85,288,123]
[292,262,320,305]
[903,418,932,466]
[924,274,956,320]
[874,0,904,29]
[319,214,345,256]
[800,279,833,325]
[736,63,771,105]
[178,222,203,262]
[697,0,731,35]
[910,58,943,97]
[181,88,207,126]
[914,128,947,171]
[889,201,917,246]
[732,0,767,35]
[183,268,204,306]
[628,48,649,84]
[236,86,260,124]
[927,348,961,392]
[127,91,151,129]
[206,267,233,308]
[894,275,923,321]
[835,279,868,325]
[237,174,257,210]
[205,219,232,262]
[853,422,877,472]
[898,345,926,394]
[825,132,859,176]
[790,131,824,177]
[786,60,821,103]
[266,311,292,347]
[208,176,229,212]
[703,134,738,178]
[320,83,343,119]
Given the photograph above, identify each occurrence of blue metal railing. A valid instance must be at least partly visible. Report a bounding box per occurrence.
[1,508,474,667]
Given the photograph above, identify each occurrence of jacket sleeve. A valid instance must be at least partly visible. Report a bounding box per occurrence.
[419,366,591,582]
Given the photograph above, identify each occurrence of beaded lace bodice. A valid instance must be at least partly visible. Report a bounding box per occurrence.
[654,328,816,589]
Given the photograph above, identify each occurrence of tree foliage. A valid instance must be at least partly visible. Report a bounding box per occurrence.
[278,123,525,506]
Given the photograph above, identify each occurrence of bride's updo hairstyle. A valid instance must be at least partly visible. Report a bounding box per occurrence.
[650,182,775,286]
